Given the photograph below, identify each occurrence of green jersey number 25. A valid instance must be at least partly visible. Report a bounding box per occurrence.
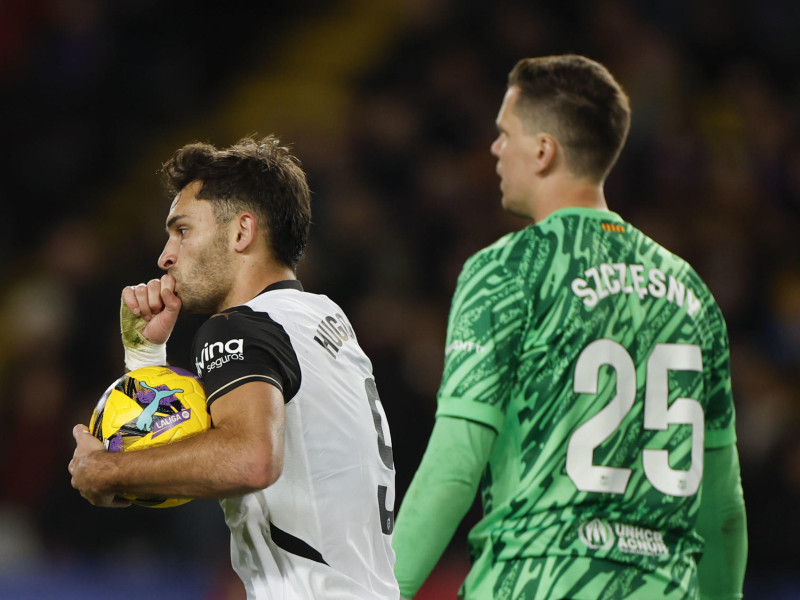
[566,340,704,497]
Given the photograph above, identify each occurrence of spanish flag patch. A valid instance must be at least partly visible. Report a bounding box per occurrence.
[601,223,626,233]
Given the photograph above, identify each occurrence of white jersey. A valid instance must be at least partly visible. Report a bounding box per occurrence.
[192,280,399,600]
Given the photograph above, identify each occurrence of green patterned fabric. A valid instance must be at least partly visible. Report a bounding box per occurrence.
[436,207,737,599]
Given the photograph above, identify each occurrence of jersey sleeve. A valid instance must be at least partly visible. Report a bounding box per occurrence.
[435,252,527,433]
[695,444,747,598]
[393,416,497,598]
[703,301,737,449]
[191,307,302,406]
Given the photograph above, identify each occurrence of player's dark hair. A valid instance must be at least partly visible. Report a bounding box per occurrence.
[162,135,311,271]
[509,54,631,182]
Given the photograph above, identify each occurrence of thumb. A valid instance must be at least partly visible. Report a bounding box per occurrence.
[141,278,181,344]
[143,302,179,344]
[158,276,181,329]
[161,284,182,315]
[73,424,91,440]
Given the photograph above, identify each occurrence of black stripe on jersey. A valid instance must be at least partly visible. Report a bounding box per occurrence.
[206,374,283,404]
[269,521,329,566]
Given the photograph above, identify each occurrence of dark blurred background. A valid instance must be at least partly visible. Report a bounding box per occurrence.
[1,0,798,598]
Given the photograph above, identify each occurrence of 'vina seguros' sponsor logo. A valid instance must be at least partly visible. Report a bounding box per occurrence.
[195,339,244,374]
[578,519,669,557]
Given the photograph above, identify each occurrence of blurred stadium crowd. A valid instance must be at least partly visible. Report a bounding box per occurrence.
[1,0,799,598]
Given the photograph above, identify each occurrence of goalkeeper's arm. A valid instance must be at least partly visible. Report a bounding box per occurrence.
[696,444,748,600]
[392,416,496,599]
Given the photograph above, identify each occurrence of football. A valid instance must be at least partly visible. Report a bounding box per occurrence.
[89,365,210,508]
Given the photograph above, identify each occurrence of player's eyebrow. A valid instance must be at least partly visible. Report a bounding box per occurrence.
[166,214,188,231]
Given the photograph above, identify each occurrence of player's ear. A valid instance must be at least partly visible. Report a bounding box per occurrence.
[533,133,558,174]
[233,212,258,252]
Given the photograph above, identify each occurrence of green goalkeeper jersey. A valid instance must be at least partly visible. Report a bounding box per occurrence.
[436,207,736,595]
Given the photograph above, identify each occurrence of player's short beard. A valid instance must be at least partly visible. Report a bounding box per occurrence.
[176,225,234,315]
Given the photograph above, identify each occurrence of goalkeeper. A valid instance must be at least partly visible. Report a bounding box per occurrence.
[392,55,747,600]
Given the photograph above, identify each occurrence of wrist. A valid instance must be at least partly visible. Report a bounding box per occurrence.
[78,449,119,495]
[124,335,167,370]
[103,452,128,498]
[120,297,168,370]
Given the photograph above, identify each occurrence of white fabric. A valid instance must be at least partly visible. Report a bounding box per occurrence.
[220,288,399,600]
[123,336,167,371]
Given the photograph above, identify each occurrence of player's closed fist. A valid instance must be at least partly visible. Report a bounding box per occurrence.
[121,274,181,346]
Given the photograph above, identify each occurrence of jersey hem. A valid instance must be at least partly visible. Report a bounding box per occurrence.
[207,374,283,405]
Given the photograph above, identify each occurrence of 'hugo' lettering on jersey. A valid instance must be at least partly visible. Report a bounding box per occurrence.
[195,338,245,374]
[314,313,356,359]
[571,263,702,317]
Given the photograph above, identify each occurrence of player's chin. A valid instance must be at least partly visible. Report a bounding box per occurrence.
[500,196,528,219]
[177,295,210,315]
[172,288,194,313]
[177,298,197,315]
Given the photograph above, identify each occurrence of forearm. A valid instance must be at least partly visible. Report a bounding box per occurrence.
[697,504,747,600]
[696,445,748,600]
[393,416,496,598]
[84,424,271,499]
[75,382,285,501]
[394,466,475,597]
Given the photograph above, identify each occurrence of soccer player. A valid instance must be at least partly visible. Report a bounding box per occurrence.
[392,55,747,600]
[69,137,400,600]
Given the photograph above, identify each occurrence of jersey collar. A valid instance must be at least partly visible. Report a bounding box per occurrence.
[258,280,304,295]
[538,207,624,225]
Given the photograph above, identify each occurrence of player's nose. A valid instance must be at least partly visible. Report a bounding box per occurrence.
[158,239,177,271]
[490,136,502,157]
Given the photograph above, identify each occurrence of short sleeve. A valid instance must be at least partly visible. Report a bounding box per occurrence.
[191,307,301,406]
[435,253,527,433]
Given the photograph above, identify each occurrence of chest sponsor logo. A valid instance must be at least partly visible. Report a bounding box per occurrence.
[195,339,244,374]
[578,519,669,557]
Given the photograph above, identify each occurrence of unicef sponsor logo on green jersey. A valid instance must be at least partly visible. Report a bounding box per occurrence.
[578,519,670,557]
